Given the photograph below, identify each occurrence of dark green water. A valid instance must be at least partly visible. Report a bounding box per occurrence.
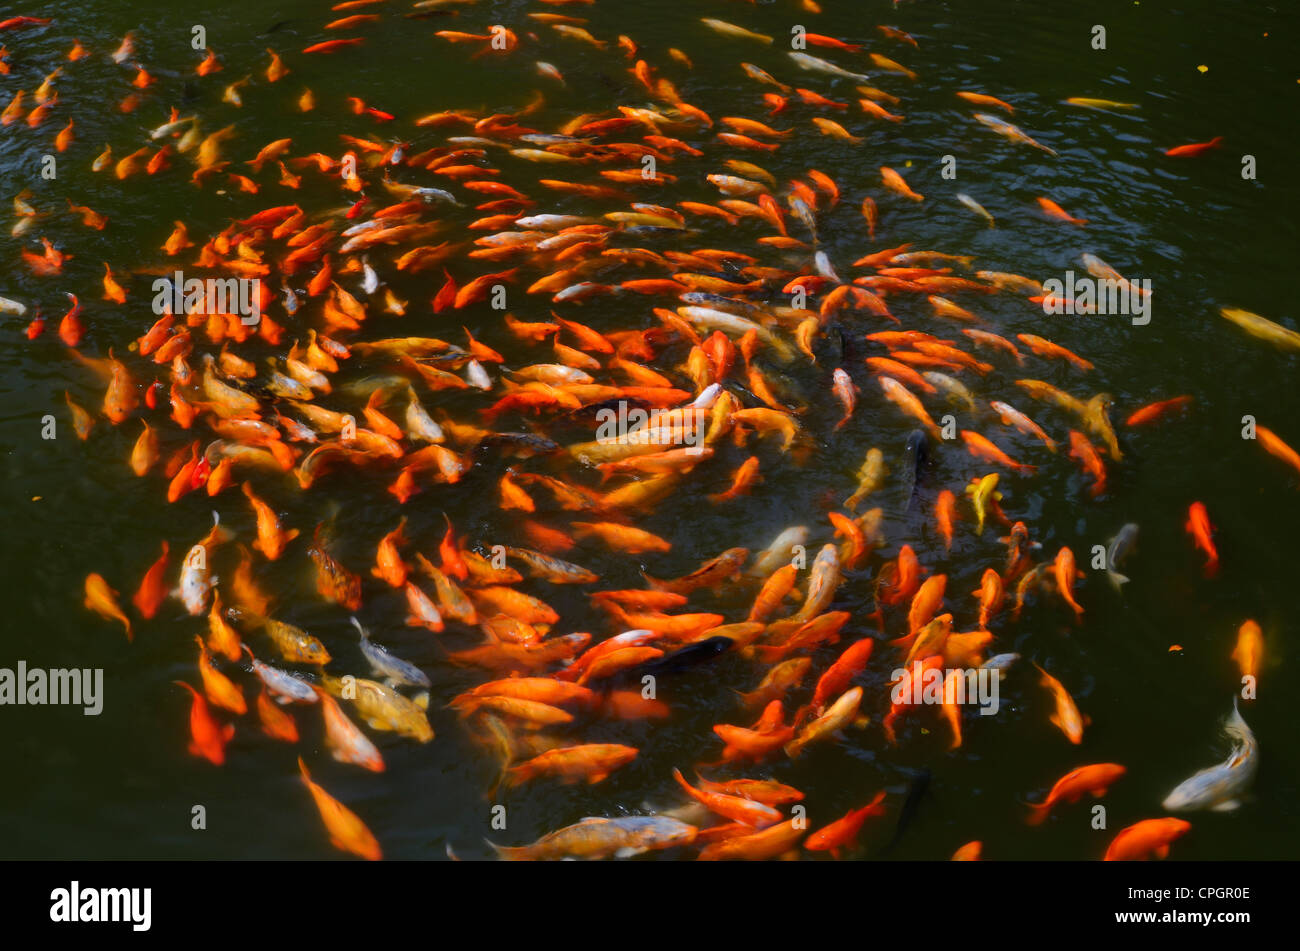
[1,0,1297,860]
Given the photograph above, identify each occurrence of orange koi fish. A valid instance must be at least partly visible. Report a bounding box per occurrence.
[175,680,234,765]
[1185,501,1218,577]
[1026,764,1126,825]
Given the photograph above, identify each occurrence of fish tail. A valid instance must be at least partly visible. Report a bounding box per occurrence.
[502,764,527,788]
[210,510,232,544]
[1225,696,1250,738]
[486,839,529,861]
[1023,801,1051,826]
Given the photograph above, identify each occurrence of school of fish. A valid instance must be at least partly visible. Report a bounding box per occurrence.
[2,1,1285,861]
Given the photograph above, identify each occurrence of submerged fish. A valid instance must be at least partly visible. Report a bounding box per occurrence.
[490,815,697,861]
[880,768,930,855]
[788,51,871,83]
[1219,306,1300,353]
[40,2,1265,865]
[901,429,928,513]
[1162,700,1258,812]
[351,617,430,688]
[1106,523,1139,589]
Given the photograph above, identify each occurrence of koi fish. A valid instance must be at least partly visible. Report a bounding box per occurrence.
[804,791,887,858]
[1162,699,1257,812]
[1034,663,1086,744]
[1184,501,1218,577]
[491,816,696,861]
[297,756,382,860]
[1164,136,1222,157]
[175,680,234,765]
[1103,818,1190,861]
[84,573,132,639]
[1026,764,1126,825]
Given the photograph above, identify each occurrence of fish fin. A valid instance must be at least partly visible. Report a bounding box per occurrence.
[1210,799,1241,812]
[413,691,430,710]
[1107,570,1129,590]
[1155,844,1170,859]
